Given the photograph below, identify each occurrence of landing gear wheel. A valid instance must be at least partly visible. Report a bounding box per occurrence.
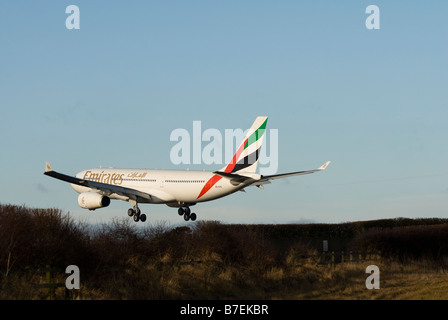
[129,201,145,222]
[179,207,196,222]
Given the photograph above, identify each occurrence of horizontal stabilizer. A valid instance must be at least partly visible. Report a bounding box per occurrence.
[213,171,252,185]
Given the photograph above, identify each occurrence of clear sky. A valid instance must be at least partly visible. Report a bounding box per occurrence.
[1,1,447,225]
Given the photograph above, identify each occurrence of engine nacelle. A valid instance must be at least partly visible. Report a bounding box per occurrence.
[78,192,110,210]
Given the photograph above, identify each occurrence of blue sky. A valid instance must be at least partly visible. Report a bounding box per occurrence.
[1,1,447,225]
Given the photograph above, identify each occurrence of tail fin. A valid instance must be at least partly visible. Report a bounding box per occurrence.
[220,116,268,174]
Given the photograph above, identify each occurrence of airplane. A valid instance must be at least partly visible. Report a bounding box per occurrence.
[44,116,330,222]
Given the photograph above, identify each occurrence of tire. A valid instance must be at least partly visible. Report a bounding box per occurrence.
[190,213,197,221]
[133,214,140,222]
[140,214,147,222]
[183,213,190,221]
[178,208,185,216]
[128,208,135,217]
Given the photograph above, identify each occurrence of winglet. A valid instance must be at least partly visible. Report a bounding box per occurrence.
[45,161,53,173]
[318,161,331,170]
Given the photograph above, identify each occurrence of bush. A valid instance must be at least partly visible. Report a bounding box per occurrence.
[0,204,91,271]
[2,203,448,299]
[348,223,448,265]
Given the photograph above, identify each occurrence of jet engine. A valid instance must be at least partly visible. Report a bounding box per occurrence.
[78,192,110,210]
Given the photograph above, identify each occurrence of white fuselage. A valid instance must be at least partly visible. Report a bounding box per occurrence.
[43,116,330,222]
[71,168,244,207]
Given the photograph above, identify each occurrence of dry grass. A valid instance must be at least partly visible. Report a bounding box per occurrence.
[66,257,448,300]
[2,204,448,300]
[284,260,448,300]
[3,258,448,300]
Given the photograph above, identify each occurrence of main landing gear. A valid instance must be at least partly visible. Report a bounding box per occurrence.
[178,207,197,222]
[127,201,197,223]
[127,205,147,223]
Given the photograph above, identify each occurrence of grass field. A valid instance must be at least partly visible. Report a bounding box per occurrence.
[2,256,447,300]
[289,261,448,299]
[1,204,448,300]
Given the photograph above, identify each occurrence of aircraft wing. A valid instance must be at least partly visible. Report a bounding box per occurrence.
[257,161,331,182]
[43,162,153,202]
[215,161,330,188]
